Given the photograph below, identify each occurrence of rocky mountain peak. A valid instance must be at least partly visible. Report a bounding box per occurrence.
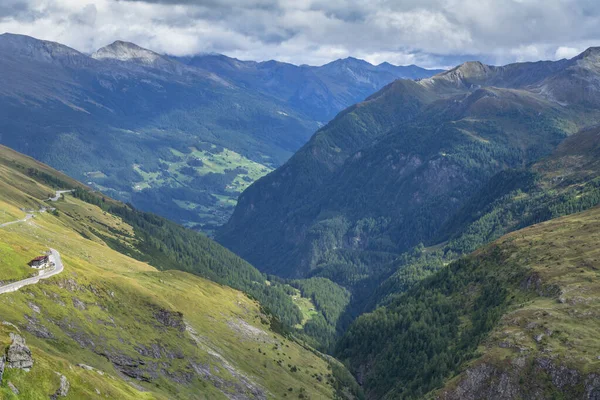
[444,61,494,80]
[421,61,498,89]
[572,46,600,71]
[92,40,163,65]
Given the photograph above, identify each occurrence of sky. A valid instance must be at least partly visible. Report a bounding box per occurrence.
[1,0,600,68]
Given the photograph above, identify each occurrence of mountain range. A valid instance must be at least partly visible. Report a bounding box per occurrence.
[218,47,600,278]
[4,30,600,400]
[216,46,600,398]
[0,33,441,233]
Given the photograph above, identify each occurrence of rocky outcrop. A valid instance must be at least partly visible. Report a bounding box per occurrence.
[6,333,33,370]
[438,356,600,400]
[24,315,54,339]
[0,355,4,384]
[153,308,185,332]
[99,351,158,382]
[50,373,69,399]
[72,297,86,310]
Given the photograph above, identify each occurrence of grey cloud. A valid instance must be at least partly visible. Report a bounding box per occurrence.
[0,0,599,68]
[69,4,98,26]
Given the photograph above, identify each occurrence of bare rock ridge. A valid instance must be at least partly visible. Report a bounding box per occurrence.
[92,40,163,64]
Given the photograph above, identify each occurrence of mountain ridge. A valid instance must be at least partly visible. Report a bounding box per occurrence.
[0,33,441,233]
[217,45,600,279]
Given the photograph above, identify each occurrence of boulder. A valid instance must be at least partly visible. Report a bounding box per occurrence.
[6,333,33,370]
[50,373,70,399]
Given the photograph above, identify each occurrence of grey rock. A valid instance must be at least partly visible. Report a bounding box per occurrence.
[24,315,54,339]
[72,297,86,310]
[50,373,69,399]
[534,333,544,343]
[28,302,41,314]
[0,355,5,384]
[585,374,600,400]
[7,381,19,395]
[6,333,33,370]
[153,308,185,332]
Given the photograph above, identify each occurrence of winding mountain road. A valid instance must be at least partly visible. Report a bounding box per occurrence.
[0,189,71,294]
[0,249,64,294]
[0,213,33,228]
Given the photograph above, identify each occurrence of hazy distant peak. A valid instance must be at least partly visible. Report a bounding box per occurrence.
[92,40,163,64]
[0,33,86,65]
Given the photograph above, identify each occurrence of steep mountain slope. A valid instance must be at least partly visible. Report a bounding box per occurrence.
[0,33,316,232]
[337,204,600,399]
[218,48,600,281]
[440,124,600,255]
[180,54,443,122]
[330,122,600,344]
[327,123,600,399]
[0,33,440,234]
[0,145,360,399]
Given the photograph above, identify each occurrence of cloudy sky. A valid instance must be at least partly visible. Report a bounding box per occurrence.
[1,0,599,68]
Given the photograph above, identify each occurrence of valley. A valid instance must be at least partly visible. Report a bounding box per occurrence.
[0,145,360,399]
[2,10,600,398]
[0,33,440,234]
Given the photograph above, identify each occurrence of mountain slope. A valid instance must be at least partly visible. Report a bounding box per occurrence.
[0,144,360,399]
[218,48,600,282]
[337,203,600,399]
[0,33,440,234]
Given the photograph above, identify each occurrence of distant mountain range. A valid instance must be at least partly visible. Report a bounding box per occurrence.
[0,33,441,232]
[178,54,442,122]
[218,47,600,278]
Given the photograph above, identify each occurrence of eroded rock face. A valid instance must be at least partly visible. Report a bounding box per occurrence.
[153,308,185,332]
[24,315,54,339]
[6,333,33,370]
[438,357,600,400]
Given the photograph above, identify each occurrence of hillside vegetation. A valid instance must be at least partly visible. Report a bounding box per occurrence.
[0,34,440,232]
[338,205,600,399]
[0,145,360,399]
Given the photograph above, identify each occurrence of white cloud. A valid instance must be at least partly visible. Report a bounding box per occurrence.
[555,46,583,59]
[0,0,599,67]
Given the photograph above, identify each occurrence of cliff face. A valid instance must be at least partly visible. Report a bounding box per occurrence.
[439,358,600,400]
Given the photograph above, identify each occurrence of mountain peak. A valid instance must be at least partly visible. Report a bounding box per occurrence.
[578,46,600,58]
[92,40,162,64]
[425,61,497,88]
[0,33,87,65]
[570,46,600,73]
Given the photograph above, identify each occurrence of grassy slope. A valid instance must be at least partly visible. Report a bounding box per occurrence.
[436,206,600,399]
[128,145,273,231]
[0,145,341,399]
[338,202,600,399]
